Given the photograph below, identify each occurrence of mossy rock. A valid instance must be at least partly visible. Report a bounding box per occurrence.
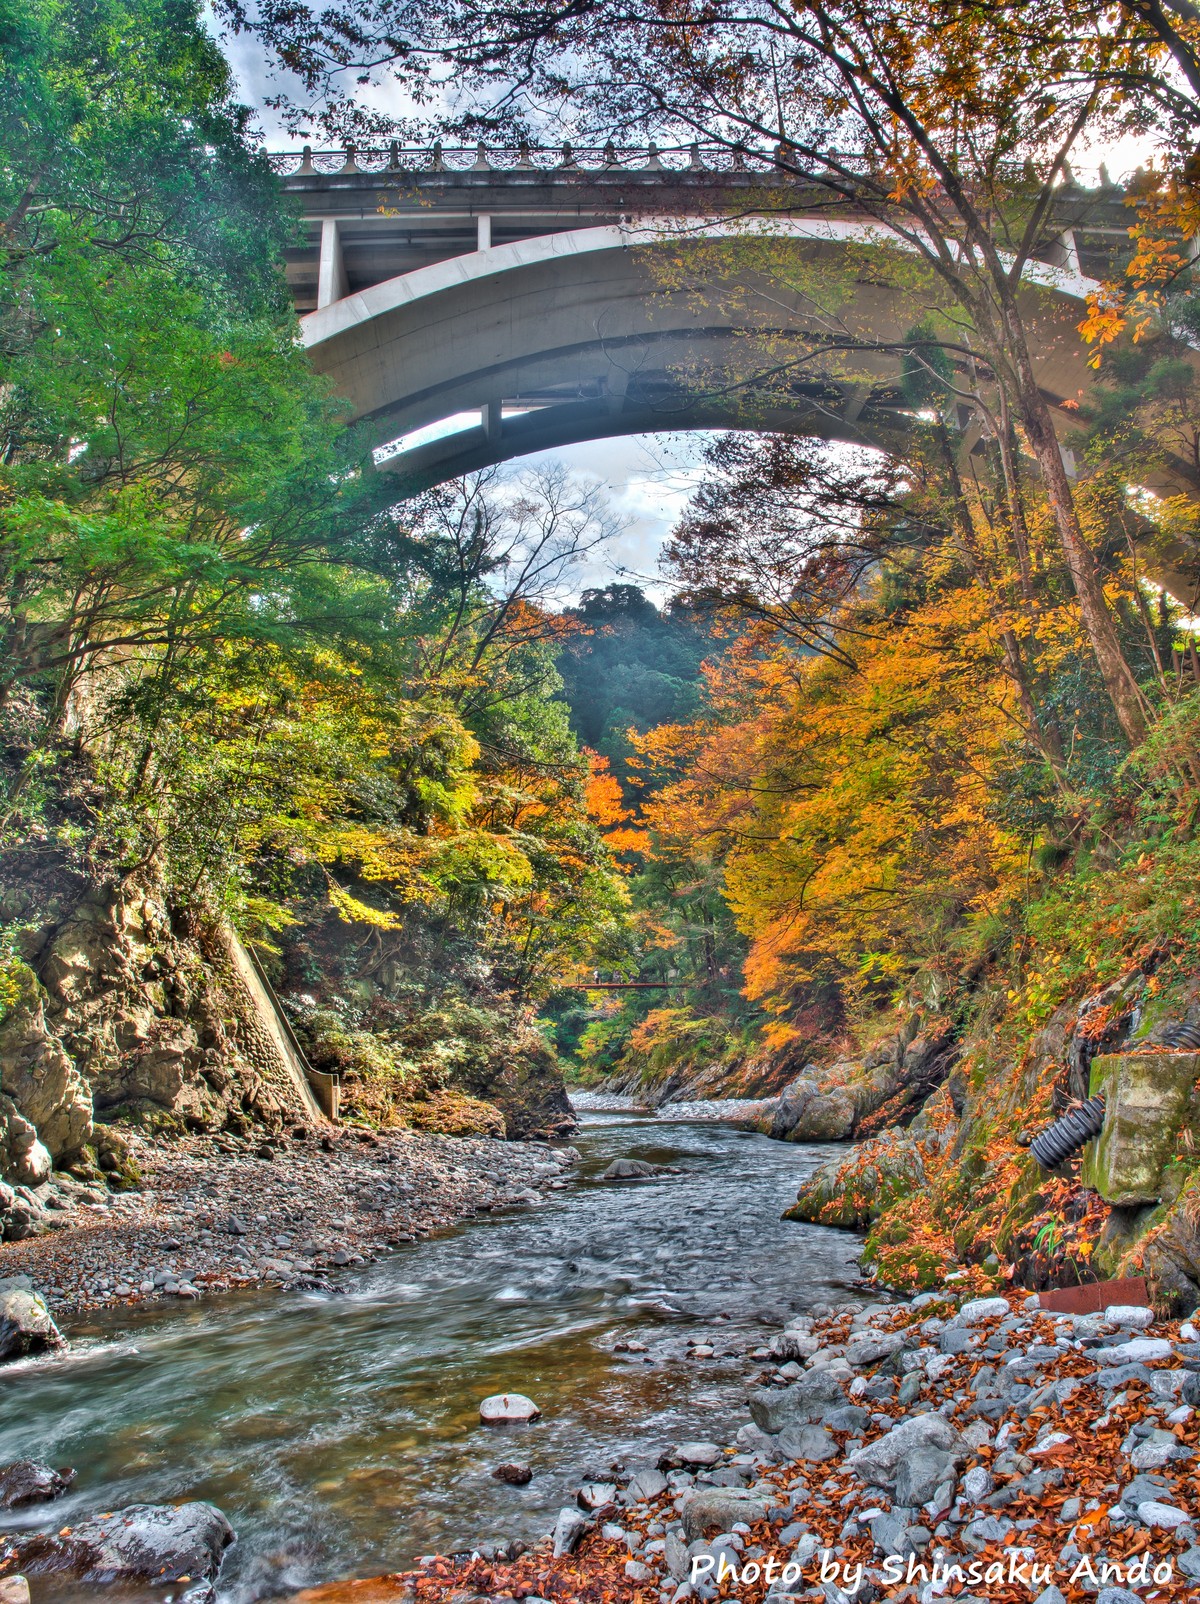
[97,1100,187,1139]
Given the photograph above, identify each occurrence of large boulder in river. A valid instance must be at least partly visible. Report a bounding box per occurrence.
[765,1075,856,1143]
[0,1283,64,1363]
[600,1158,669,1180]
[0,1460,75,1509]
[0,1501,234,1588]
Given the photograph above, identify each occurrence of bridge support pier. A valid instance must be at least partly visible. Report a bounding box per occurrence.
[317,219,348,310]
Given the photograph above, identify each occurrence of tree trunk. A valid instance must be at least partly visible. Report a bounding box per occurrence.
[1006,320,1150,747]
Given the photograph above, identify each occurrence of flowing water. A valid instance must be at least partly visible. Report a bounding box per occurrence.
[0,1104,865,1603]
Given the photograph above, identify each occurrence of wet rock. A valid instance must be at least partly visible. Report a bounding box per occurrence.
[627,1468,669,1501]
[600,1159,667,1180]
[660,1442,723,1469]
[493,1463,533,1485]
[577,1482,617,1512]
[552,1507,588,1556]
[3,1501,233,1585]
[680,1489,770,1542]
[480,1393,541,1423]
[0,1285,64,1362]
[0,1461,75,1509]
[0,1580,31,1604]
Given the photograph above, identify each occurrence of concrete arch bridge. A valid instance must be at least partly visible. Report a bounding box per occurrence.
[275,144,1192,533]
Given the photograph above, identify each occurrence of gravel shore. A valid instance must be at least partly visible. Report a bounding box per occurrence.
[0,1126,577,1317]
[296,1291,1200,1604]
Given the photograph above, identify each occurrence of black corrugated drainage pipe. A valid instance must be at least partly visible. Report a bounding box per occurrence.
[1030,1094,1106,1172]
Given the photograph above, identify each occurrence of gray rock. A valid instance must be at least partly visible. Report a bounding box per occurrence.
[1178,1546,1200,1581]
[553,1507,588,1556]
[0,1459,75,1508]
[896,1445,957,1506]
[577,1481,617,1511]
[1137,1499,1190,1528]
[7,1501,233,1584]
[845,1333,905,1366]
[748,1369,846,1433]
[954,1298,1010,1326]
[961,1514,1014,1551]
[940,1329,975,1356]
[1033,1589,1066,1604]
[479,1392,541,1423]
[661,1441,723,1469]
[627,1467,669,1502]
[959,1466,994,1504]
[846,1412,966,1494]
[601,1159,663,1180]
[897,1373,923,1406]
[0,1287,64,1362]
[680,1489,769,1542]
[823,1405,870,1432]
[1096,1593,1142,1604]
[775,1424,837,1463]
[1095,1338,1173,1365]
[664,1528,690,1579]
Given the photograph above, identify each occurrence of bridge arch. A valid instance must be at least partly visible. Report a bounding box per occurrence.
[299,217,1106,490]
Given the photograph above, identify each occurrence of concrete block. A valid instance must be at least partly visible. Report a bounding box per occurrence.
[1082,1052,1200,1205]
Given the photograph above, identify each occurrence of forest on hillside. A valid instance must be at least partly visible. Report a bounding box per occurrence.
[6,0,1200,1308]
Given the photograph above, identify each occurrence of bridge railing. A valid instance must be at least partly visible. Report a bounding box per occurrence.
[269,143,1123,190]
[270,141,821,178]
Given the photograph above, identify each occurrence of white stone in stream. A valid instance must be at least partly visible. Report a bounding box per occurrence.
[480,1392,541,1423]
[0,1578,31,1603]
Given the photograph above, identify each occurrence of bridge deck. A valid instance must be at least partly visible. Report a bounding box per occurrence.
[274,146,1135,315]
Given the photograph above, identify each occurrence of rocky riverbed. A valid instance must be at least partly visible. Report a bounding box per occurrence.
[283,1291,1200,1604]
[0,1125,576,1317]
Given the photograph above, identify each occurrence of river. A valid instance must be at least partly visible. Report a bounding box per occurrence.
[0,1103,864,1603]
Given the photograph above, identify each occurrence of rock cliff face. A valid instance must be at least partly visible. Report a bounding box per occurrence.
[0,849,320,1216]
[752,1017,959,1145]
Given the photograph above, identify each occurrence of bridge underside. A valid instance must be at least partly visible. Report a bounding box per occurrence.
[302,222,1114,489]
[295,216,1200,598]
